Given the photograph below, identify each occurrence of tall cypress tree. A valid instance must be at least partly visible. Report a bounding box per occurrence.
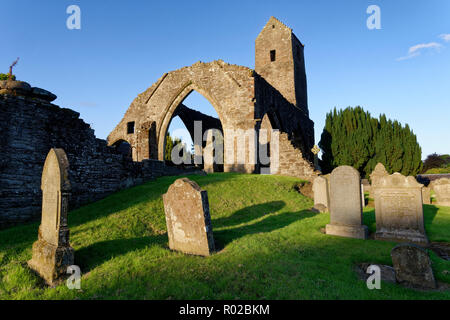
[319,107,423,177]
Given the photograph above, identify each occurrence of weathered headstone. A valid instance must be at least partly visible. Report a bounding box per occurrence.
[369,163,388,186]
[163,178,215,256]
[28,148,74,286]
[373,172,428,244]
[432,178,450,206]
[422,186,431,205]
[326,166,368,239]
[361,183,365,208]
[391,243,436,289]
[313,176,329,209]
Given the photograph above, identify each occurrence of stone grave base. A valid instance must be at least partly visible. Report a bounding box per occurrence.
[28,239,74,286]
[326,224,368,239]
[375,229,429,245]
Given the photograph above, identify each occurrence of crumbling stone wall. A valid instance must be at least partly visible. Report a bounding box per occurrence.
[0,94,197,228]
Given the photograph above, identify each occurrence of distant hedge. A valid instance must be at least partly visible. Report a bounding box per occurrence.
[319,106,423,178]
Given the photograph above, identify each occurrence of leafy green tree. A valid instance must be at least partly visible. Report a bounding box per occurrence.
[319,106,423,177]
[164,133,182,161]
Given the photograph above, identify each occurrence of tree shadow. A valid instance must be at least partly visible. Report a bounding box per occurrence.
[67,173,239,228]
[423,204,439,226]
[75,234,168,272]
[212,201,286,228]
[214,209,318,250]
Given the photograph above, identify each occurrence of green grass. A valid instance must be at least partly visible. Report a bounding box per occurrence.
[0,173,449,300]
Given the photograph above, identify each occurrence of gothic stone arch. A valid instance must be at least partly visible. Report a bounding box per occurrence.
[107,60,258,173]
[107,60,318,179]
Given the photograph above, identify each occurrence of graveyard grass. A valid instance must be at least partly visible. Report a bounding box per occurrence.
[0,173,449,300]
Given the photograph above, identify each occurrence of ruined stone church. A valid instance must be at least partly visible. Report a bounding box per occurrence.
[0,17,317,228]
[108,16,317,177]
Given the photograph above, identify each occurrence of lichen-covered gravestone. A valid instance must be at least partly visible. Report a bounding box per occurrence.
[391,244,436,289]
[326,166,368,239]
[373,173,428,244]
[28,148,74,286]
[433,178,450,206]
[163,178,215,256]
[313,176,329,210]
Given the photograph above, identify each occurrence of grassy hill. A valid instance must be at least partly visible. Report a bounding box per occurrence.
[0,173,449,299]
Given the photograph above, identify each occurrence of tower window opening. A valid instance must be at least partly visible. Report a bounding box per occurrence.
[127,121,135,134]
[270,50,276,62]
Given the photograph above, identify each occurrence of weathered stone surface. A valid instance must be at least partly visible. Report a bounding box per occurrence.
[391,244,436,289]
[373,172,428,244]
[31,87,57,102]
[28,148,74,286]
[369,163,388,185]
[422,186,431,205]
[0,94,201,229]
[326,166,368,239]
[432,178,450,206]
[313,176,329,208]
[0,80,32,91]
[203,129,223,173]
[107,17,317,180]
[163,178,215,256]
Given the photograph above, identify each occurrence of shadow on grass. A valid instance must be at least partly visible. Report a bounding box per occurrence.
[212,201,286,228]
[0,173,238,250]
[75,234,168,272]
[214,209,317,250]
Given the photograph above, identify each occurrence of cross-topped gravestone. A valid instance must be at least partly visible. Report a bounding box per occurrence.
[326,166,368,239]
[163,178,215,256]
[28,148,74,286]
[373,172,428,244]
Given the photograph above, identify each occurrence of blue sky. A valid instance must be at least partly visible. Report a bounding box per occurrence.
[2,0,449,158]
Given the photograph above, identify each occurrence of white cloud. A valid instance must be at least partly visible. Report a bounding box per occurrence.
[439,34,450,42]
[397,42,443,61]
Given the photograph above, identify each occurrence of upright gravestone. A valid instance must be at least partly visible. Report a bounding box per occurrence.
[373,172,428,244]
[391,244,436,289]
[313,176,329,209]
[163,178,215,256]
[369,163,388,186]
[28,148,74,285]
[326,166,368,239]
[433,178,450,206]
[422,186,431,205]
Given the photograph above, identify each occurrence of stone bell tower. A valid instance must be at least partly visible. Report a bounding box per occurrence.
[255,16,309,116]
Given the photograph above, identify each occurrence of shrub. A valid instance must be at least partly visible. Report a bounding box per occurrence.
[319,106,423,177]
